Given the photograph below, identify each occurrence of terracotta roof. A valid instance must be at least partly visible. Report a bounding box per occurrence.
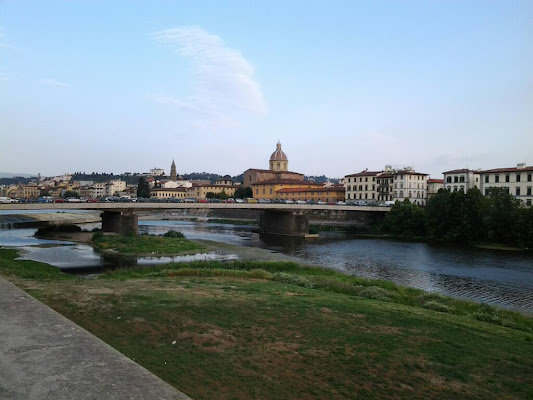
[442,169,480,174]
[251,179,323,186]
[244,168,304,175]
[427,179,444,184]
[393,171,428,176]
[196,184,237,188]
[345,170,383,178]
[481,166,533,173]
[276,187,345,193]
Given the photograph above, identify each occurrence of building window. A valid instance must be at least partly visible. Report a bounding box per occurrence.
[454,176,458,183]
[446,177,451,183]
[485,176,489,183]
[527,199,532,207]
[505,175,510,183]
[485,188,489,195]
[516,174,521,182]
[459,176,465,183]
[516,187,521,196]
[527,187,532,196]
[495,175,500,183]
[528,174,532,182]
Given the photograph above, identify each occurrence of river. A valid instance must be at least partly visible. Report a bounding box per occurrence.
[0,218,532,315]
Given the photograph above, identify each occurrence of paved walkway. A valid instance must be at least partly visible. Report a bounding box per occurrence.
[0,277,191,400]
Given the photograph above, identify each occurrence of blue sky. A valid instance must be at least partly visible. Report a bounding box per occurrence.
[1,1,532,178]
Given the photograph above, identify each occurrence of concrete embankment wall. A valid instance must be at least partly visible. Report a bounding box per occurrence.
[0,212,101,230]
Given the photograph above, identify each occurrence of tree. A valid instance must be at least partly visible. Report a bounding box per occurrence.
[484,188,521,244]
[137,177,150,198]
[234,186,252,199]
[381,199,426,237]
[63,190,80,199]
[217,190,229,200]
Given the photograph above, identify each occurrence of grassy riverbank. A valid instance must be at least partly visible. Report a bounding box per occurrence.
[91,232,204,256]
[0,247,532,399]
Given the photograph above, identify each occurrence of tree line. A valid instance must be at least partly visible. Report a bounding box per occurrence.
[381,188,533,248]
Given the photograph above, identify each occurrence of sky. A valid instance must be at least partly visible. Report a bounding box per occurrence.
[1,1,532,179]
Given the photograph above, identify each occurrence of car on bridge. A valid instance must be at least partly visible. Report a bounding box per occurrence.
[0,197,16,204]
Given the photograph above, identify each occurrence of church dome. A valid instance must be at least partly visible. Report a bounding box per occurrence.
[270,141,288,161]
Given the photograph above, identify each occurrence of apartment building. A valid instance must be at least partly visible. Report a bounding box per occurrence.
[344,170,382,201]
[392,169,428,206]
[427,179,444,200]
[376,168,395,202]
[105,180,126,196]
[480,163,533,207]
[442,169,481,192]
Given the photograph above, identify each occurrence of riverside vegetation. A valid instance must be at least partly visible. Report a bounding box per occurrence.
[381,187,533,248]
[90,230,203,256]
[0,237,532,400]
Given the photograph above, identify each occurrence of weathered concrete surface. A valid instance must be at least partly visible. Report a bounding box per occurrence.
[260,210,316,237]
[101,211,138,235]
[0,212,101,230]
[0,202,389,213]
[0,277,191,400]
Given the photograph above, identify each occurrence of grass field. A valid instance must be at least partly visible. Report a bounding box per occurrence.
[1,248,532,399]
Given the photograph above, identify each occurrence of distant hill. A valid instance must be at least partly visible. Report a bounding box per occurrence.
[0,172,37,178]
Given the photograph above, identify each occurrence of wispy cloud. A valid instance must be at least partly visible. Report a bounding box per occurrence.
[152,26,267,130]
[39,78,70,88]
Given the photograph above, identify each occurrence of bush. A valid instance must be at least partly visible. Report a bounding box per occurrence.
[423,301,454,313]
[272,272,316,289]
[360,286,390,301]
[162,230,185,239]
[92,231,104,241]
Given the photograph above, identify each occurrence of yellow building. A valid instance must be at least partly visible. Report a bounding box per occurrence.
[276,186,345,203]
[252,179,323,200]
[150,188,189,199]
[190,184,237,199]
[15,185,39,199]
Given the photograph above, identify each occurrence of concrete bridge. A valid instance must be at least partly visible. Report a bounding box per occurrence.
[0,203,388,237]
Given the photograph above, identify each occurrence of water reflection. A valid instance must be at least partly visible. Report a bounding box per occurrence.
[0,220,532,314]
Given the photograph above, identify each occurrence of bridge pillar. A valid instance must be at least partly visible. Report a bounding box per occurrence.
[259,210,317,238]
[101,211,138,235]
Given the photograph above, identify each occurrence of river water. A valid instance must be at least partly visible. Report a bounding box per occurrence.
[0,218,532,315]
